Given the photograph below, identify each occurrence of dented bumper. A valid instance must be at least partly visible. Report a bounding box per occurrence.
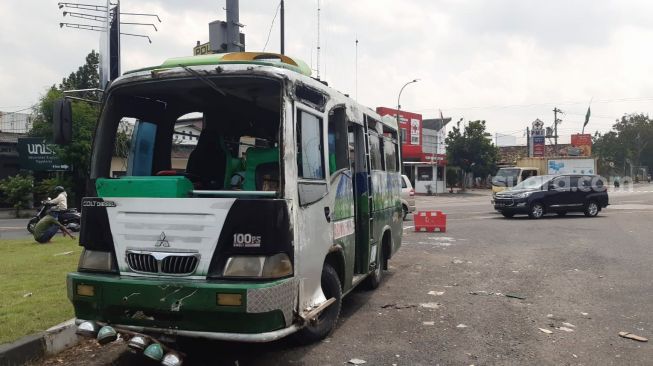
[67,273,297,338]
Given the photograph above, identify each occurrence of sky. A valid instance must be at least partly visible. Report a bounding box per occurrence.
[1,0,653,144]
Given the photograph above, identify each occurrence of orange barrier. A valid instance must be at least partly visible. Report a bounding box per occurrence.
[414,211,447,232]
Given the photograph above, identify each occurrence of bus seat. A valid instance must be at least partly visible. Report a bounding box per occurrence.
[243,147,279,191]
[186,129,227,189]
[224,157,244,188]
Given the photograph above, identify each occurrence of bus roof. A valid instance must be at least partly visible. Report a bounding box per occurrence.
[125,52,312,77]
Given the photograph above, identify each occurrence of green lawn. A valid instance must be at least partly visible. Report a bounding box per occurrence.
[0,236,80,344]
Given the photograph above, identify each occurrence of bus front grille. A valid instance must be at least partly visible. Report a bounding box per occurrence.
[126,251,200,275]
[161,255,199,275]
[126,253,158,273]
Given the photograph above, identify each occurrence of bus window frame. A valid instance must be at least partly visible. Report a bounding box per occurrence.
[295,102,329,206]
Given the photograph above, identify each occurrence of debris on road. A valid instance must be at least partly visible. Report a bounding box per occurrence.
[54,251,74,256]
[456,323,468,328]
[419,302,440,309]
[348,358,367,365]
[539,328,553,334]
[23,292,33,298]
[562,322,576,328]
[618,332,648,342]
[381,303,417,309]
[469,290,489,295]
[428,291,445,296]
[505,293,527,300]
[423,321,435,326]
[581,312,589,316]
[559,327,574,332]
[452,259,464,264]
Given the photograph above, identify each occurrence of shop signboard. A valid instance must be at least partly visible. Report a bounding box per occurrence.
[571,134,592,156]
[17,138,71,171]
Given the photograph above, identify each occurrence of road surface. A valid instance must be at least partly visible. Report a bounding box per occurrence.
[34,184,653,365]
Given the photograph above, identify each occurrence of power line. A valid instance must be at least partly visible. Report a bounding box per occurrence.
[262,1,282,52]
[1,106,36,115]
[414,96,653,113]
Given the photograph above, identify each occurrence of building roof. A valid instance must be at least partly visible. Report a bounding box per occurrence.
[423,118,451,131]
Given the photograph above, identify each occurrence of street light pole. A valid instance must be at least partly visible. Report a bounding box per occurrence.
[397,78,420,141]
[397,78,419,180]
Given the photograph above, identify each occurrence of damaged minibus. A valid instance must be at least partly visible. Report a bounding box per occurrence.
[62,52,402,349]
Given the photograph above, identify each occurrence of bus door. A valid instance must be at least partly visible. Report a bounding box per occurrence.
[350,121,373,274]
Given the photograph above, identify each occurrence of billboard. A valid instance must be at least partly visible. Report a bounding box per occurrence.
[530,119,546,157]
[17,138,71,171]
[547,159,596,175]
[571,134,592,157]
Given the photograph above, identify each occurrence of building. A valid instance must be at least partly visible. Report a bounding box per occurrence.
[0,132,25,179]
[376,107,449,194]
[0,112,33,134]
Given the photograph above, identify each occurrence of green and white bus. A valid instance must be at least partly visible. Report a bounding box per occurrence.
[65,52,403,345]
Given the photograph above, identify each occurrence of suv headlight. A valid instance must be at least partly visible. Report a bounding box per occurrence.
[223,253,293,278]
[78,249,118,273]
[514,191,534,199]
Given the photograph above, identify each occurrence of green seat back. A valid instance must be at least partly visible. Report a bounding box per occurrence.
[243,147,279,191]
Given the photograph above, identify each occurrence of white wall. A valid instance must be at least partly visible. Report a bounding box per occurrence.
[413,165,446,194]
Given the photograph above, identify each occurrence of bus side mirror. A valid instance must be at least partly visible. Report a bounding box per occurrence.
[53,99,73,145]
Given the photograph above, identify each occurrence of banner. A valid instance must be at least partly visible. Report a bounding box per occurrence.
[571,134,592,157]
[17,138,71,171]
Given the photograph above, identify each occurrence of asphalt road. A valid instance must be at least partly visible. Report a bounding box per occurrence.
[0,218,31,240]
[35,184,653,366]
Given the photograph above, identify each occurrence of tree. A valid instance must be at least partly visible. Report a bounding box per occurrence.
[445,120,499,190]
[593,114,653,177]
[30,51,101,206]
[0,174,34,217]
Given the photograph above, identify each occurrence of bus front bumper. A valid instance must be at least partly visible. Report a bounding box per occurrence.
[67,272,298,340]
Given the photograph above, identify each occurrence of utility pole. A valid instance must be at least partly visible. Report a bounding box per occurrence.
[59,0,159,89]
[316,0,321,79]
[526,127,530,157]
[280,0,285,54]
[553,107,562,152]
[226,0,243,52]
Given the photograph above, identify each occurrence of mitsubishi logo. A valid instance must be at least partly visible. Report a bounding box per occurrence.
[155,232,170,247]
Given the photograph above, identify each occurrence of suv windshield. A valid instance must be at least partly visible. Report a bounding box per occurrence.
[510,175,554,191]
[91,75,283,193]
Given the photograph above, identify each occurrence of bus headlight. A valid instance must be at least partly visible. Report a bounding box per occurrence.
[78,249,117,273]
[223,253,293,278]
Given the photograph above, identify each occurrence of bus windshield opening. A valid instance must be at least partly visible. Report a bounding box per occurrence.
[92,76,283,194]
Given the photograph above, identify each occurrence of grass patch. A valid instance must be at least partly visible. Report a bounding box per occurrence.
[0,236,79,344]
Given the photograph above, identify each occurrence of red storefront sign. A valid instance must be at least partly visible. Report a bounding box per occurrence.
[376,107,423,160]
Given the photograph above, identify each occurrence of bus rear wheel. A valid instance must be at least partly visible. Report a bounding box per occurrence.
[293,264,342,344]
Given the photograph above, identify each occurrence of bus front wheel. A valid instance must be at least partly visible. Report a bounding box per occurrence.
[294,264,342,344]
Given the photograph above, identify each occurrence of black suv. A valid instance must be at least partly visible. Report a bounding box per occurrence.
[493,174,609,219]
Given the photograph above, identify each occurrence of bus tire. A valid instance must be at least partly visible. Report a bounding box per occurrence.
[293,264,342,344]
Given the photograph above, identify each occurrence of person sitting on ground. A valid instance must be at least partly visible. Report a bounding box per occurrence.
[32,213,75,244]
[46,186,68,218]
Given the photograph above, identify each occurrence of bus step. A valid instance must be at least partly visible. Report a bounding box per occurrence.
[300,297,336,323]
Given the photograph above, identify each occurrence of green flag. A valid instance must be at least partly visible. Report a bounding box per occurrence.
[583,106,591,128]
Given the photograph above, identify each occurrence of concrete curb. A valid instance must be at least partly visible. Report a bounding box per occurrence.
[0,319,79,366]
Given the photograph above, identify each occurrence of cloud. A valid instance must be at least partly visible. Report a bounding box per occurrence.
[0,0,652,140]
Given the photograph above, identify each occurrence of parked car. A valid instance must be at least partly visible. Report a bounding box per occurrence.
[400,175,416,220]
[493,174,609,219]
